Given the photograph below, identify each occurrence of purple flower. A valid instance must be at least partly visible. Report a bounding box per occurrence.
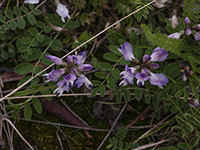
[53,74,77,97]
[120,65,136,85]
[75,75,92,89]
[182,72,187,81]
[149,72,168,89]
[135,73,149,87]
[143,54,151,63]
[72,51,87,65]
[168,32,181,39]
[150,63,159,69]
[70,68,77,74]
[78,64,93,72]
[184,17,191,25]
[194,32,200,41]
[24,0,39,4]
[118,42,135,61]
[56,4,71,23]
[43,69,65,82]
[67,55,73,64]
[186,28,192,36]
[119,80,128,86]
[192,99,199,108]
[150,47,168,62]
[45,55,63,65]
[193,24,200,30]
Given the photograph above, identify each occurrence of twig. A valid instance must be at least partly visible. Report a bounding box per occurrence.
[2,118,34,150]
[0,0,157,102]
[126,107,151,129]
[132,138,176,150]
[56,129,64,150]
[97,102,128,150]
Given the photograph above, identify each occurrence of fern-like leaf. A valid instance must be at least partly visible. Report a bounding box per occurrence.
[141,24,183,56]
[72,31,94,49]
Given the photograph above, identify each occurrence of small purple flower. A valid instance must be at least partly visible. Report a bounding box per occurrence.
[149,72,168,89]
[78,64,93,72]
[118,42,135,61]
[182,72,187,81]
[186,28,192,36]
[43,69,65,82]
[56,4,71,23]
[194,32,200,41]
[150,63,159,69]
[24,0,39,4]
[119,79,128,86]
[150,47,168,62]
[72,51,87,65]
[53,74,77,97]
[70,68,77,74]
[192,99,199,108]
[143,54,151,63]
[193,24,200,30]
[184,17,191,25]
[67,55,73,64]
[120,65,136,85]
[135,73,149,87]
[75,75,92,89]
[168,32,181,39]
[46,55,63,65]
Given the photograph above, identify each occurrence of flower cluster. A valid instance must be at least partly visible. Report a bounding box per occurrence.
[44,51,93,97]
[118,42,169,89]
[184,17,200,41]
[179,64,193,82]
[24,0,70,23]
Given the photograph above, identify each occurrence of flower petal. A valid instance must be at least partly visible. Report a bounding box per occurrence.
[45,55,63,65]
[149,72,168,89]
[150,47,168,62]
[56,4,70,23]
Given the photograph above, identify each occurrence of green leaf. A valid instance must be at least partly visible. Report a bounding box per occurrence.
[99,84,105,97]
[20,37,31,45]
[8,44,16,58]
[177,143,189,149]
[144,91,151,104]
[27,48,33,55]
[29,4,34,10]
[99,62,112,71]
[174,89,184,97]
[13,6,22,16]
[5,9,13,19]
[174,23,185,32]
[32,98,42,114]
[17,17,26,29]
[133,47,142,60]
[190,136,199,148]
[116,91,122,103]
[10,20,17,30]
[107,77,115,89]
[36,21,45,28]
[0,14,5,23]
[45,13,63,27]
[3,23,10,30]
[155,110,161,121]
[19,46,28,52]
[95,72,107,79]
[184,88,189,102]
[27,14,36,25]
[24,104,32,120]
[64,20,80,30]
[12,108,20,119]
[32,9,42,15]
[112,68,121,79]
[109,45,121,56]
[21,6,29,13]
[51,39,63,51]
[103,53,118,62]
[28,27,38,36]
[36,34,44,42]
[44,26,51,33]
[129,30,139,46]
[123,90,130,101]
[135,89,142,101]
[1,50,9,60]
[14,63,34,74]
[158,12,165,22]
[91,87,99,96]
[153,94,159,109]
[191,81,198,98]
